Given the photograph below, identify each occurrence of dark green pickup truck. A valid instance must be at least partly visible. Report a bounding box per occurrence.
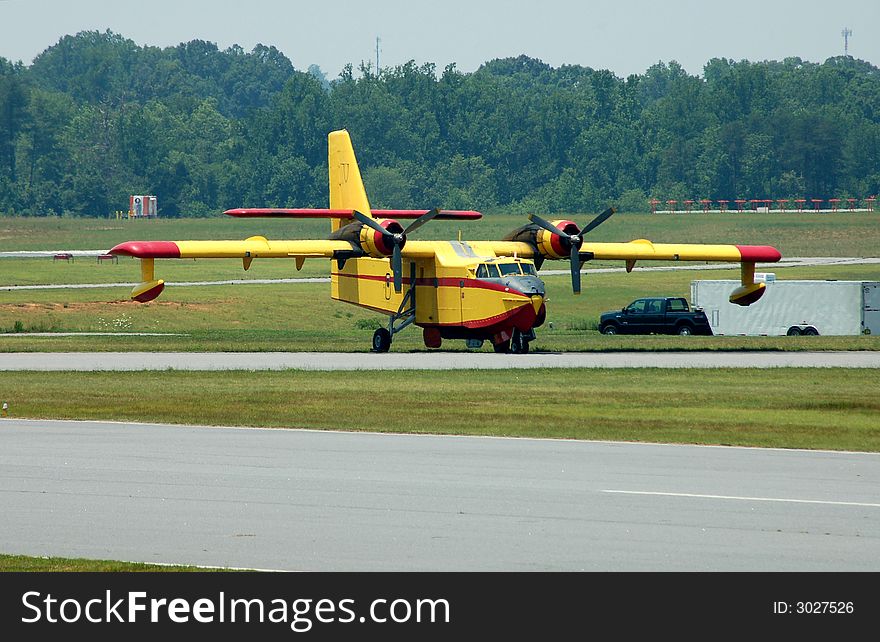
[598,297,713,336]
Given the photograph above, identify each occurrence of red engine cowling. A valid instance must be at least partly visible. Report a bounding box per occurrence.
[359,219,404,257]
[535,220,579,259]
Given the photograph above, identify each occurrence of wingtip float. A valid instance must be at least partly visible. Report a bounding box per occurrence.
[108,128,782,352]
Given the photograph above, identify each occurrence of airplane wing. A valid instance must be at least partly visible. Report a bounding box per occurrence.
[579,240,781,264]
[110,238,353,302]
[479,239,781,305]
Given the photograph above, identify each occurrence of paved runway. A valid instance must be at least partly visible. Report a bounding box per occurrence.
[1,350,879,370]
[1,419,877,571]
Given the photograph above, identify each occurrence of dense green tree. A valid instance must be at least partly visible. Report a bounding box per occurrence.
[2,32,880,217]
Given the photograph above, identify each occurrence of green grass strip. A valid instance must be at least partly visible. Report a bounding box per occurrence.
[2,369,878,452]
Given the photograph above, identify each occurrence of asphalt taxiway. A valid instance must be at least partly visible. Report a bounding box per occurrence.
[1,419,877,571]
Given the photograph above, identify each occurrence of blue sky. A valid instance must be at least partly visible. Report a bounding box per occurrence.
[1,0,877,78]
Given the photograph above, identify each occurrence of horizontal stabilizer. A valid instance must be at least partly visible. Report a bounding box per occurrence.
[224,208,482,220]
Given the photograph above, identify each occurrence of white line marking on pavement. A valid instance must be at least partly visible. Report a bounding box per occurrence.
[602,490,880,508]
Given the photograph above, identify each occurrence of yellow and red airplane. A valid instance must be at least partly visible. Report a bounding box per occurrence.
[110,129,781,353]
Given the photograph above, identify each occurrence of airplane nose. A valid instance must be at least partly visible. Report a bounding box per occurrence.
[531,295,543,314]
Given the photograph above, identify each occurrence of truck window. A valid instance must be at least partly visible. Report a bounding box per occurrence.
[626,300,646,313]
[645,300,661,313]
[667,299,686,312]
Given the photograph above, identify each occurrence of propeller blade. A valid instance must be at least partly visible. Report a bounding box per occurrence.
[402,208,440,235]
[528,213,568,238]
[391,244,403,293]
[570,243,582,294]
[352,210,389,236]
[579,207,616,235]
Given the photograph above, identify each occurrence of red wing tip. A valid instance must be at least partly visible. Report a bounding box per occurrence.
[110,241,181,258]
[736,245,782,263]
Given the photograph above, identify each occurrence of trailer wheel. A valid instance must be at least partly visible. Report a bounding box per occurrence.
[803,326,819,336]
[786,326,802,336]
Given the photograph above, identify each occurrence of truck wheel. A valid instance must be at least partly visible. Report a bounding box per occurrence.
[786,327,802,336]
[677,324,693,336]
[601,324,617,335]
[803,327,819,336]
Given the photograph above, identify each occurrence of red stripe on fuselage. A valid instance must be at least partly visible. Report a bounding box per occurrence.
[332,272,525,295]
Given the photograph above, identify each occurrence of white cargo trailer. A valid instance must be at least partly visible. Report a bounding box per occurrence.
[690,279,880,336]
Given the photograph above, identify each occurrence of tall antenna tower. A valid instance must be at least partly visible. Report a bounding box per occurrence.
[841,27,852,56]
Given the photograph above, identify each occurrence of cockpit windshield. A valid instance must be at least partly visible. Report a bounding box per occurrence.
[475,261,537,278]
[498,263,521,276]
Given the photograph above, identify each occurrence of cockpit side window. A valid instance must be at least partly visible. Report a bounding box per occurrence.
[521,263,536,276]
[486,264,501,278]
[476,264,489,279]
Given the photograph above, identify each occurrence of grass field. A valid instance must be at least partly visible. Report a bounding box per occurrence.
[2,368,878,451]
[2,262,879,352]
[2,212,879,354]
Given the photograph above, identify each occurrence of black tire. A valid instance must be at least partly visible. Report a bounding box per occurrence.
[493,339,511,353]
[601,324,618,335]
[786,326,802,336]
[371,328,392,352]
[803,327,819,336]
[677,324,693,336]
[510,329,530,354]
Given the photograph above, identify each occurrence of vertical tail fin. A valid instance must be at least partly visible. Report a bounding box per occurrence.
[328,130,371,233]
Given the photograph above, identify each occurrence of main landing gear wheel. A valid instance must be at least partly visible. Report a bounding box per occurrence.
[372,328,392,352]
[510,329,530,354]
[493,339,511,353]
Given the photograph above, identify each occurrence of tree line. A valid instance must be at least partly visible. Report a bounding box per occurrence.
[1,30,878,217]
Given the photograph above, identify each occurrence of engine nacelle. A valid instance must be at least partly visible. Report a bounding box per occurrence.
[536,220,579,259]
[503,220,578,260]
[359,219,405,258]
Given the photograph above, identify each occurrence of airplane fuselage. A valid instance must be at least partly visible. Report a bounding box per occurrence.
[331,242,545,346]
